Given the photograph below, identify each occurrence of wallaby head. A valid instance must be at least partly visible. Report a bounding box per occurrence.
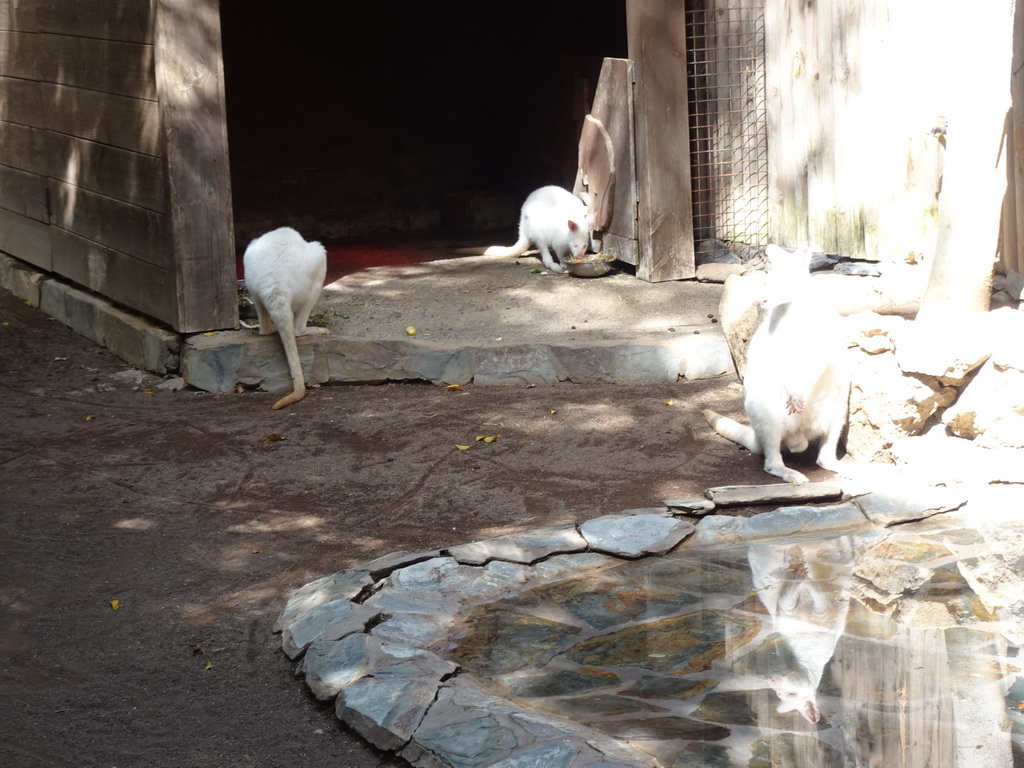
[565,211,597,261]
[769,674,822,723]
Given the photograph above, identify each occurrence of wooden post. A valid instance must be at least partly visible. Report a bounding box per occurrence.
[582,57,637,265]
[627,0,696,282]
[153,0,237,333]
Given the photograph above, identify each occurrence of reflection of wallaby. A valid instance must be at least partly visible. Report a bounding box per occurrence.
[458,186,594,274]
[703,245,850,483]
[748,538,855,724]
[242,227,328,411]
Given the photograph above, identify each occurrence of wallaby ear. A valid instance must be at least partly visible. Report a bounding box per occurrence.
[794,246,813,272]
[567,219,579,232]
[585,211,596,227]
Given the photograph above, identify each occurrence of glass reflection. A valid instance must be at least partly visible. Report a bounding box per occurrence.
[450,523,1024,767]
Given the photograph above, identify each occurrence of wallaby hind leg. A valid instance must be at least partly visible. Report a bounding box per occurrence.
[757,421,809,484]
[253,300,277,336]
[271,326,307,411]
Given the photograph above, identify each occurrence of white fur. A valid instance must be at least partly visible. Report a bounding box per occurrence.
[242,227,327,410]
[479,186,595,273]
[703,245,850,483]
[749,538,855,724]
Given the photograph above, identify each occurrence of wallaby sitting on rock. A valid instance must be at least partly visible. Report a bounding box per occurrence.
[703,245,850,483]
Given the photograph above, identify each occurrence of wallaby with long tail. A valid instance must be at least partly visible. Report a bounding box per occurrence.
[457,185,594,274]
[703,245,850,483]
[242,227,328,410]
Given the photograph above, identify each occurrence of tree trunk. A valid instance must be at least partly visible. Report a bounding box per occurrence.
[917,3,1016,320]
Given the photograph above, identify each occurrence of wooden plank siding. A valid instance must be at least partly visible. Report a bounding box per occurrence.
[764,0,947,261]
[0,0,237,332]
[627,0,696,282]
[35,0,152,44]
[39,32,157,100]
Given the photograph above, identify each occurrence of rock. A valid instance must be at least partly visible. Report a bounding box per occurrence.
[662,497,716,515]
[447,525,588,566]
[579,513,694,558]
[717,271,768,379]
[891,432,1024,485]
[845,343,958,463]
[337,676,441,751]
[844,310,905,355]
[370,612,454,648]
[696,262,745,283]
[728,502,871,542]
[989,290,1016,310]
[275,569,374,634]
[852,487,967,526]
[704,482,844,506]
[155,376,186,391]
[893,316,991,386]
[834,262,882,277]
[942,358,1024,447]
[383,556,480,594]
[281,598,378,659]
[1004,269,1024,300]
[301,634,373,700]
[531,552,620,581]
[695,238,741,265]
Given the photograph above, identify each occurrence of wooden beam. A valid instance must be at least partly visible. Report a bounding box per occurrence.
[51,229,176,323]
[587,57,637,265]
[627,0,695,282]
[154,0,237,333]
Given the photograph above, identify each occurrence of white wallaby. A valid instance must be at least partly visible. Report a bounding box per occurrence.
[703,245,850,483]
[748,538,856,724]
[458,185,594,273]
[242,227,328,410]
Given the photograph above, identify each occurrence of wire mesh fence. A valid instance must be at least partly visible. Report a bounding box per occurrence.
[685,0,769,256]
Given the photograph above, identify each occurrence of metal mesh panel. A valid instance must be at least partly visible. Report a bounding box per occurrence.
[686,0,769,254]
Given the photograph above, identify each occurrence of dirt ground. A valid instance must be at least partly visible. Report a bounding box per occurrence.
[0,287,840,767]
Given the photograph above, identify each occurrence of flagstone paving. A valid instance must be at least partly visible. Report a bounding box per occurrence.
[276,483,1024,767]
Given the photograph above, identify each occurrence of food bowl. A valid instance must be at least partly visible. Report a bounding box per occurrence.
[564,252,616,278]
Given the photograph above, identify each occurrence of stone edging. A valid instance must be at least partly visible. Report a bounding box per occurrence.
[275,489,964,768]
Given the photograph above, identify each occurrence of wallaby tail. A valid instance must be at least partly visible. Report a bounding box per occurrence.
[455,236,531,258]
[269,313,307,411]
[702,409,761,454]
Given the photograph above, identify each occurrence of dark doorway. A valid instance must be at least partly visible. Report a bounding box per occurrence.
[220,1,628,266]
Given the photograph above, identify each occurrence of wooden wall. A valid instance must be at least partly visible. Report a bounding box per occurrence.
[0,0,236,333]
[764,0,949,261]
